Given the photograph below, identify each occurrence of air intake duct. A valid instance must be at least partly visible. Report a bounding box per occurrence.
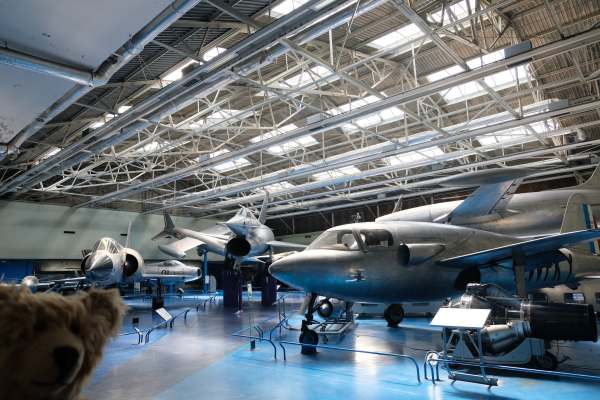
[522,302,597,342]
[226,236,251,257]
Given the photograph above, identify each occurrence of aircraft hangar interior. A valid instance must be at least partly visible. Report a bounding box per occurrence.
[2,0,600,399]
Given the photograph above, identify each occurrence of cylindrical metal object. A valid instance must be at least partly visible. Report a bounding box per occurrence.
[523,302,598,342]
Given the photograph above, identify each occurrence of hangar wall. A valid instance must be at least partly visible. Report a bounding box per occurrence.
[0,200,221,261]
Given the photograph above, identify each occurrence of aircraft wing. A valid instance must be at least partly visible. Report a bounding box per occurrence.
[438,229,600,268]
[437,168,533,224]
[267,240,307,252]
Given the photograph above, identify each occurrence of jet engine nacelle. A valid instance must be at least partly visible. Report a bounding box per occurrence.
[123,248,144,280]
[226,236,252,257]
[398,243,445,266]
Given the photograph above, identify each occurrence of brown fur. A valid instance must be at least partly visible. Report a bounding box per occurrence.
[0,285,126,400]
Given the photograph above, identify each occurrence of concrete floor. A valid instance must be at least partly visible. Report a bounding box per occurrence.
[84,293,600,400]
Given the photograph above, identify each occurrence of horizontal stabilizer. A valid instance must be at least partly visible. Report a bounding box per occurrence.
[439,229,600,268]
[158,236,204,259]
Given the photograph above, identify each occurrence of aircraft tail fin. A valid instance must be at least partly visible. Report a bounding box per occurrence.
[576,162,600,189]
[560,193,600,254]
[152,212,176,240]
[258,192,269,224]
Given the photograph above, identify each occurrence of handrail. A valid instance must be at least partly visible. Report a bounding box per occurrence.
[145,307,191,344]
[278,340,421,383]
[424,351,441,384]
[231,326,278,359]
[441,359,600,382]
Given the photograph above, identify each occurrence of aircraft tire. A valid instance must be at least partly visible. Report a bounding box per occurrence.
[533,352,558,371]
[384,304,404,328]
[299,329,319,355]
[316,299,334,318]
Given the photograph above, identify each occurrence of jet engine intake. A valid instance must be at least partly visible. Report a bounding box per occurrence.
[398,243,445,266]
[123,252,142,278]
[226,236,251,257]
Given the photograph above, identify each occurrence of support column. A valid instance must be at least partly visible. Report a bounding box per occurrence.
[513,251,527,299]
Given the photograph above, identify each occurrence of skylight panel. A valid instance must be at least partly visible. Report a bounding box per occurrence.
[89,113,116,130]
[251,124,318,155]
[477,120,558,146]
[184,109,251,130]
[428,0,477,26]
[135,141,162,154]
[38,146,60,161]
[162,59,199,83]
[117,105,132,114]
[426,46,531,104]
[327,95,405,131]
[384,147,444,166]
[269,0,310,18]
[281,66,332,88]
[203,47,226,61]
[369,23,428,50]
[263,181,295,192]
[208,149,251,173]
[313,166,361,181]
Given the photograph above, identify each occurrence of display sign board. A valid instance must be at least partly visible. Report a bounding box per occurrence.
[430,308,490,329]
[155,307,172,322]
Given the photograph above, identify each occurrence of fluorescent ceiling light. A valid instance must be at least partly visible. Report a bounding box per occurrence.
[250,124,318,155]
[384,146,444,166]
[269,0,310,18]
[368,23,430,52]
[313,166,361,181]
[208,149,251,172]
[328,95,405,131]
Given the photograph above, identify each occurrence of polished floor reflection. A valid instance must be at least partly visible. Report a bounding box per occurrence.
[84,293,600,400]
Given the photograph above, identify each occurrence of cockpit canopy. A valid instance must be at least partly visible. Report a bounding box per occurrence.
[92,238,123,254]
[308,228,393,251]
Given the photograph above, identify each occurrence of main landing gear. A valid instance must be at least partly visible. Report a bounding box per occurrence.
[384,303,404,328]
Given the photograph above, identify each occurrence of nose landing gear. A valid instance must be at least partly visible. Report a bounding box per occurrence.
[299,293,356,354]
[384,304,405,328]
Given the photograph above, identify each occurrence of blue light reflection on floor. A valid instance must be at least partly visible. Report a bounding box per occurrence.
[84,293,600,400]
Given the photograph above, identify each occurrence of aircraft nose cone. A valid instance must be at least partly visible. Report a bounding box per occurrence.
[269,250,357,292]
[85,253,113,280]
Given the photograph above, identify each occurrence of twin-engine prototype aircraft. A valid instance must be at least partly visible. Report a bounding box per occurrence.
[269,181,600,332]
[153,198,305,266]
[376,163,600,237]
[22,237,201,292]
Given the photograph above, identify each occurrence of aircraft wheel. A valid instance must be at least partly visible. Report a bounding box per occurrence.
[533,352,558,371]
[384,304,404,328]
[316,299,334,318]
[177,288,185,297]
[299,329,319,355]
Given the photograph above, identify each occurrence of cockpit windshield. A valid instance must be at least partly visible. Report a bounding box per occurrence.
[308,230,361,250]
[92,238,122,254]
[308,228,394,251]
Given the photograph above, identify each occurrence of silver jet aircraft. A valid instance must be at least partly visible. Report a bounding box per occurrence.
[153,198,305,266]
[23,237,201,292]
[376,163,600,237]
[269,188,600,342]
